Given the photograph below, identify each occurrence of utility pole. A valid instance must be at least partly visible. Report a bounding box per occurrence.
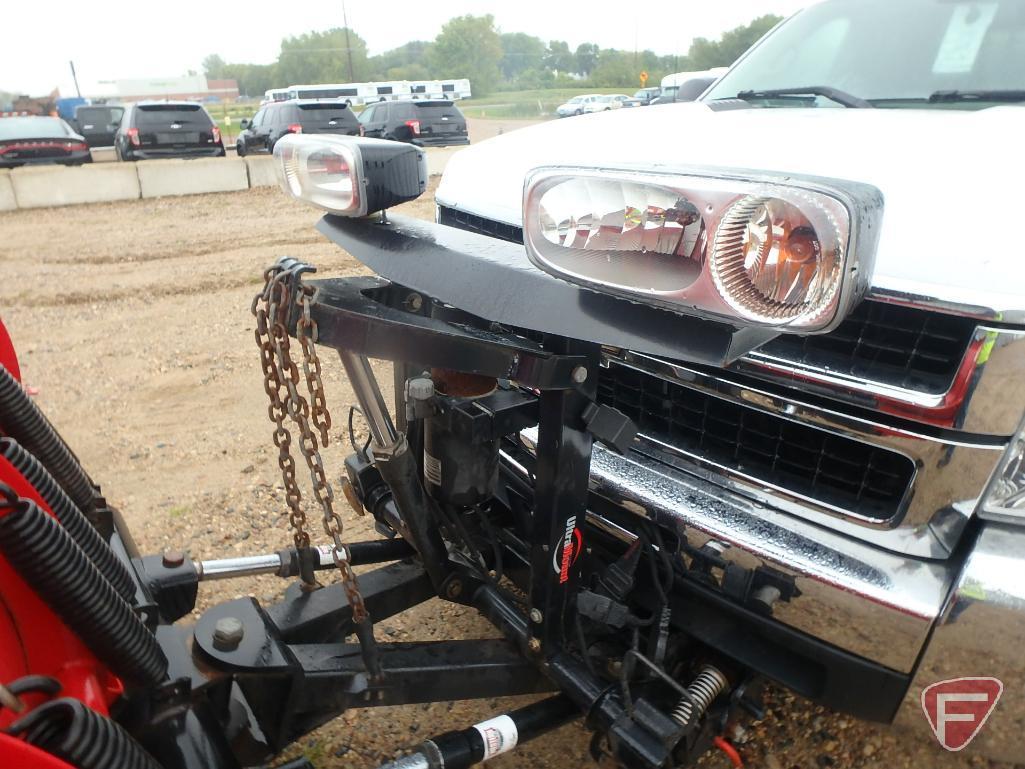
[69,60,82,98]
[342,0,356,82]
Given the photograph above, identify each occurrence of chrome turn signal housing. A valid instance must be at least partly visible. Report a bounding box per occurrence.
[523,167,882,332]
[274,134,428,216]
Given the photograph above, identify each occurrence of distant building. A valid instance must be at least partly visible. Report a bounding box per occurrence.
[91,75,239,103]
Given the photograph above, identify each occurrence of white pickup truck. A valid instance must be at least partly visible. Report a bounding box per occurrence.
[273,0,1025,763]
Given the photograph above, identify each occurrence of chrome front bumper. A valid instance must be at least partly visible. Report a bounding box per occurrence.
[894,524,1025,760]
[538,437,1025,758]
[516,428,954,672]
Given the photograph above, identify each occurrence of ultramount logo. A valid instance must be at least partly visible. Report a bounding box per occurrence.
[552,516,583,584]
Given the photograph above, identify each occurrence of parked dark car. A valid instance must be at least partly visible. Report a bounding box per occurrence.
[649,77,718,105]
[0,116,91,168]
[358,100,469,147]
[114,102,224,161]
[628,86,662,106]
[71,105,124,148]
[236,100,361,156]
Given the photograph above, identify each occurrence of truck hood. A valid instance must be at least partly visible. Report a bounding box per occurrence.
[437,103,1025,321]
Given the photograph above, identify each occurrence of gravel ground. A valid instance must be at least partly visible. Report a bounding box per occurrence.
[0,186,1010,769]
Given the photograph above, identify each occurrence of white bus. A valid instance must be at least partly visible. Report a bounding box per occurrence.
[263,80,472,107]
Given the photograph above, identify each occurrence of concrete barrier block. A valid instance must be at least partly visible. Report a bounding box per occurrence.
[137,157,248,198]
[10,163,141,209]
[245,156,278,188]
[0,171,15,212]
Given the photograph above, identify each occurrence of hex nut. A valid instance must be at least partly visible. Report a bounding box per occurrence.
[407,377,435,401]
[529,608,543,624]
[212,616,245,651]
[571,366,588,384]
[445,579,463,600]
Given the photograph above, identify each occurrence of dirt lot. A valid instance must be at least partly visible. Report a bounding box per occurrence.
[0,187,1002,769]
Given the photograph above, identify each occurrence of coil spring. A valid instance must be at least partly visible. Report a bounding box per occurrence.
[0,364,96,515]
[670,665,729,727]
[1,437,136,602]
[8,697,161,769]
[0,495,167,686]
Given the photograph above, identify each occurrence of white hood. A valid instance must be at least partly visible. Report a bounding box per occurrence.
[437,103,1025,320]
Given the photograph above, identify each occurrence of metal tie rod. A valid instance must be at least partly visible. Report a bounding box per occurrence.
[197,539,415,581]
[372,694,580,769]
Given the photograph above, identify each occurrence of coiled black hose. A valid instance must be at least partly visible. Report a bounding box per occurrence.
[1,438,136,602]
[0,364,96,515]
[7,697,162,769]
[0,495,167,686]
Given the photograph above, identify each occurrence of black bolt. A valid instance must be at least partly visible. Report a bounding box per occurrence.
[212,616,244,650]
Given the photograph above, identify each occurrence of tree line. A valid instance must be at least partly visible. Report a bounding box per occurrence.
[203,14,781,99]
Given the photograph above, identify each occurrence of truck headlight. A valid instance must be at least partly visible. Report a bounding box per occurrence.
[274,134,427,216]
[523,167,882,332]
[979,418,1025,525]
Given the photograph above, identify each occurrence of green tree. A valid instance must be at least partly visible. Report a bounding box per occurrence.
[686,14,782,69]
[500,32,546,80]
[574,43,599,77]
[589,50,636,88]
[428,15,503,96]
[277,27,370,85]
[369,41,432,80]
[202,54,228,78]
[543,40,574,74]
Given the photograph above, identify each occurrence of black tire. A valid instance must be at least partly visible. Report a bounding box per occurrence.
[236,140,246,157]
[574,109,582,116]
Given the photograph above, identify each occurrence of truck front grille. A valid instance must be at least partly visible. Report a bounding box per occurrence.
[753,300,976,395]
[598,362,915,522]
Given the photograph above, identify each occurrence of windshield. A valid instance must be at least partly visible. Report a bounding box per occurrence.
[297,103,357,126]
[136,105,212,128]
[76,107,123,125]
[0,117,74,139]
[412,103,464,122]
[705,0,1025,108]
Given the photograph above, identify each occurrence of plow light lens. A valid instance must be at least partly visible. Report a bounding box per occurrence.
[712,194,841,325]
[979,421,1025,525]
[524,168,873,333]
[274,134,427,216]
[535,177,705,291]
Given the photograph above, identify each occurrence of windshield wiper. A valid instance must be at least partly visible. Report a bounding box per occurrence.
[735,86,873,109]
[928,89,1025,103]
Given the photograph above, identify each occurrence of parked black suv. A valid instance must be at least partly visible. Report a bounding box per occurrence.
[71,105,124,148]
[236,100,361,156]
[114,102,224,161]
[358,100,469,147]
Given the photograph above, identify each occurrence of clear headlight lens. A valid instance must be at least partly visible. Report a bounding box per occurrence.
[711,193,843,325]
[979,421,1025,525]
[535,177,705,291]
[524,168,872,332]
[274,134,427,216]
[275,135,363,215]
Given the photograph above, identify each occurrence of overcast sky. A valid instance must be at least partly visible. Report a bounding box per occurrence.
[4,0,810,96]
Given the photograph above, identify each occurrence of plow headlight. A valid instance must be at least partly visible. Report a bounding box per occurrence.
[274,134,428,216]
[523,168,881,332]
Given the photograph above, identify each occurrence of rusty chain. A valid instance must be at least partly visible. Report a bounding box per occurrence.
[252,259,368,623]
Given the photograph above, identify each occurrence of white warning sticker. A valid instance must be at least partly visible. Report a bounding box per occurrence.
[933,3,998,74]
[473,715,518,760]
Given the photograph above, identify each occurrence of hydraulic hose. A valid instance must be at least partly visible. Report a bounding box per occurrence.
[1,437,136,602]
[0,494,167,686]
[0,364,96,515]
[8,697,162,769]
